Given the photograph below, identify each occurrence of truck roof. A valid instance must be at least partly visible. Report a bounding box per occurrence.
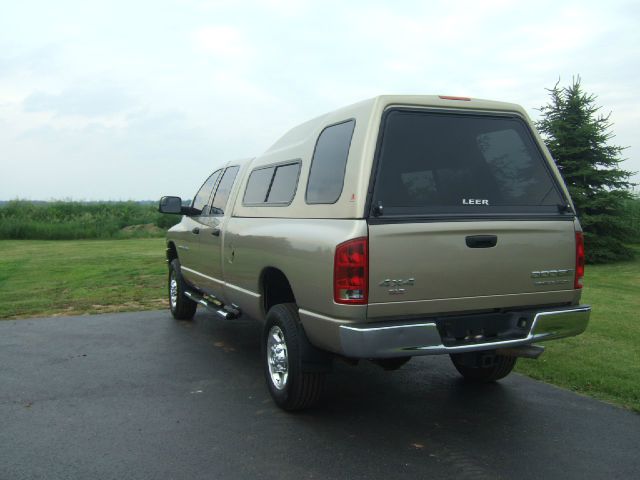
[263,95,527,158]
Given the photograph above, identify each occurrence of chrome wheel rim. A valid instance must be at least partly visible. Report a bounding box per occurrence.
[267,326,289,390]
[169,271,178,308]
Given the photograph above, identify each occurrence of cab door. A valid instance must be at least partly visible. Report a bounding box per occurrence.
[177,169,222,288]
[195,165,240,299]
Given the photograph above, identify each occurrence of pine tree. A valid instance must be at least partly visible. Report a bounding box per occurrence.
[536,77,636,263]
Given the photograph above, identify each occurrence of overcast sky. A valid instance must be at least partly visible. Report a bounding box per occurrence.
[1,0,639,200]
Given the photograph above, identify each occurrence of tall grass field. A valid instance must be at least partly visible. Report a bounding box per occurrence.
[0,200,180,240]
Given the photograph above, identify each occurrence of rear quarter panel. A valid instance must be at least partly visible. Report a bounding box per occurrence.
[222,217,368,326]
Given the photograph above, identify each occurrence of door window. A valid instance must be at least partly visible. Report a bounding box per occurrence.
[191,169,222,215]
[210,166,240,215]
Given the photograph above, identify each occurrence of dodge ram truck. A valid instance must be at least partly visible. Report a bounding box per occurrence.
[159,95,591,410]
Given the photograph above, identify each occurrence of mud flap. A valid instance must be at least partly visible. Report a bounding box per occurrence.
[298,323,333,373]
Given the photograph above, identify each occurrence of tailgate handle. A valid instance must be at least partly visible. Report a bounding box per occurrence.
[466,235,497,248]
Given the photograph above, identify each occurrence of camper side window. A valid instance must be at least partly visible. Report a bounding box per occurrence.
[243,161,301,206]
[306,120,355,204]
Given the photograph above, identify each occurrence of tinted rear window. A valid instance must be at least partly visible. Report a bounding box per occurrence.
[371,110,564,216]
[306,120,355,204]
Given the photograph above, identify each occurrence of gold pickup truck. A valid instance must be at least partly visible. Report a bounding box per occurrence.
[159,95,591,410]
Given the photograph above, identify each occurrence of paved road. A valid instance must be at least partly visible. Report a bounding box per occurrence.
[1,310,638,480]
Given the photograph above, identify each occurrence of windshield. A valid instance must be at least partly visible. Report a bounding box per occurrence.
[370,110,566,217]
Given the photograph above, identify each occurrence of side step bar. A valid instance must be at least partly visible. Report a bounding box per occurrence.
[184,290,241,320]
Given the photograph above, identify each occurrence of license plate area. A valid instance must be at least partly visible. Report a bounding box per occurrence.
[436,311,535,347]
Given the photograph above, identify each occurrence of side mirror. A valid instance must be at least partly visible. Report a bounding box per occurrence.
[159,196,183,214]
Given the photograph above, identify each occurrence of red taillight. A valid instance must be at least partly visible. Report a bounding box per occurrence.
[334,237,368,304]
[575,232,585,289]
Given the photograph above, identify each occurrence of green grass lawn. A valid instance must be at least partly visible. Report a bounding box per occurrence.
[0,239,168,319]
[1,238,638,412]
[516,249,640,412]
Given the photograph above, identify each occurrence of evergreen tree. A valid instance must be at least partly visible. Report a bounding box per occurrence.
[536,77,636,263]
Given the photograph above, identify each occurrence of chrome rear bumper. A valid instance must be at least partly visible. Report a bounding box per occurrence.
[338,305,590,358]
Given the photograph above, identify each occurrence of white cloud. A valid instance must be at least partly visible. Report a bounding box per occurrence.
[1,108,219,200]
[0,0,638,199]
[23,86,134,117]
[192,25,253,59]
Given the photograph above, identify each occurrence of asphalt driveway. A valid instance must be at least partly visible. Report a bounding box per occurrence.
[1,310,638,480]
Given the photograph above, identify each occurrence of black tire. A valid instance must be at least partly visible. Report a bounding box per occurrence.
[263,303,326,411]
[168,258,197,320]
[450,351,517,383]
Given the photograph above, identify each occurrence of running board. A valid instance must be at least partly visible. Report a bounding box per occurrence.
[184,290,241,320]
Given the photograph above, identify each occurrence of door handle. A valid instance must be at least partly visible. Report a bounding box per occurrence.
[465,235,497,248]
[191,227,200,234]
[211,228,221,237]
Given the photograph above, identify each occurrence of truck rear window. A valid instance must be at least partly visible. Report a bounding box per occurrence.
[370,110,566,217]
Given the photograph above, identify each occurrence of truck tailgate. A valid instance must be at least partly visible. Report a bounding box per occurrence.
[368,220,577,314]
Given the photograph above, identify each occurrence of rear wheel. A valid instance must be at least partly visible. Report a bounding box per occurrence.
[263,303,326,411]
[168,258,197,320]
[450,351,516,383]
